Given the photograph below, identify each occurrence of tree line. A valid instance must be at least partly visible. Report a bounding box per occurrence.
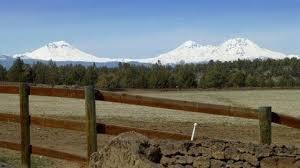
[0,57,300,89]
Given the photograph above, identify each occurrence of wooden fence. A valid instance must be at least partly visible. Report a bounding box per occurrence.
[0,84,299,167]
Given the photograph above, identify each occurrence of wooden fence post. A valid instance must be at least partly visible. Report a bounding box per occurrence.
[85,85,97,159]
[19,83,31,168]
[258,106,272,145]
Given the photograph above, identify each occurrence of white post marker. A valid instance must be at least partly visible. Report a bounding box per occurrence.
[191,123,198,141]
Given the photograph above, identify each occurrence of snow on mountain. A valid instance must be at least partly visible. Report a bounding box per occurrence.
[10,38,300,66]
[138,38,299,64]
[13,41,116,63]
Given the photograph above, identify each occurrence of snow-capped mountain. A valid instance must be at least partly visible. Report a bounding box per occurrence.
[137,38,299,64]
[13,41,116,63]
[8,38,300,67]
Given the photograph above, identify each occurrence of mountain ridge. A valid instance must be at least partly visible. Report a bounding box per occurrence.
[0,38,298,67]
[137,38,299,64]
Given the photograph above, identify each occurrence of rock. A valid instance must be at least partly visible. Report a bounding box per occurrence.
[168,164,184,168]
[211,141,226,160]
[186,156,195,164]
[187,147,199,156]
[200,146,212,156]
[182,142,194,152]
[211,141,226,151]
[160,141,183,156]
[210,159,225,168]
[226,161,250,168]
[200,138,214,148]
[89,131,300,168]
[188,146,211,157]
[273,145,297,156]
[260,156,297,168]
[224,147,240,161]
[255,146,272,159]
[245,143,257,154]
[175,155,188,164]
[241,153,259,166]
[172,155,194,165]
[212,151,225,160]
[160,156,176,166]
[192,156,210,168]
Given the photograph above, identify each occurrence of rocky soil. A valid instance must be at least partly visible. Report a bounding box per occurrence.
[90,132,300,168]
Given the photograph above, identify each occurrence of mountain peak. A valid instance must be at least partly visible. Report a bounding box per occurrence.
[143,38,296,64]
[47,41,72,49]
[179,40,200,48]
[222,38,256,47]
[14,40,115,62]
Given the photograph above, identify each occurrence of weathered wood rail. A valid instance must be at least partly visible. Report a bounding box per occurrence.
[0,84,299,167]
[0,140,87,162]
[0,85,299,129]
[0,113,190,140]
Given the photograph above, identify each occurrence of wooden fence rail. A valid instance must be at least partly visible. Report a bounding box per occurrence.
[0,113,191,140]
[0,141,87,162]
[0,85,299,129]
[0,84,300,166]
[0,113,190,165]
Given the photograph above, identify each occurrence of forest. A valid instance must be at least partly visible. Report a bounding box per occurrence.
[0,57,299,89]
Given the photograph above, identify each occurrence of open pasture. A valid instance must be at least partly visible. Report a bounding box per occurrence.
[0,89,300,167]
[0,89,299,125]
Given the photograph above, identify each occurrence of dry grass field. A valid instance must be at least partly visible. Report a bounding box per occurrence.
[1,89,300,125]
[0,89,300,167]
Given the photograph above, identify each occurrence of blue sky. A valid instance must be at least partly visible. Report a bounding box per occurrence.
[0,0,300,58]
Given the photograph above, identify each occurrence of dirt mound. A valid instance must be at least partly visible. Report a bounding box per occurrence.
[90,132,300,168]
[89,132,161,168]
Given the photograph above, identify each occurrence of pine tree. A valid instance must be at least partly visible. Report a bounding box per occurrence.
[7,57,26,82]
[0,65,7,81]
[84,63,98,85]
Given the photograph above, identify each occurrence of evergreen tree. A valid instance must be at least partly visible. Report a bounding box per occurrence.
[47,60,59,87]
[228,70,246,87]
[1,57,300,89]
[7,57,26,82]
[32,62,48,84]
[201,64,227,88]
[0,65,7,81]
[84,63,98,85]
[245,74,257,87]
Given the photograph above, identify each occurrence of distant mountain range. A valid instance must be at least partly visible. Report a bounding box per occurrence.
[138,38,299,64]
[0,38,299,68]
